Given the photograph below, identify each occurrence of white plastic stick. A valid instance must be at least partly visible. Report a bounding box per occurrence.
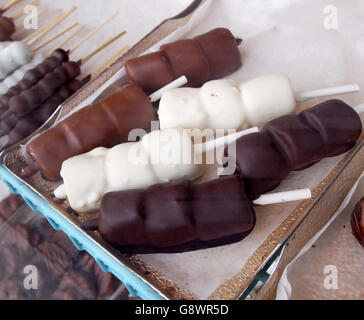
[149,76,188,102]
[244,25,276,41]
[295,83,360,102]
[201,127,259,153]
[253,189,312,206]
[354,102,364,115]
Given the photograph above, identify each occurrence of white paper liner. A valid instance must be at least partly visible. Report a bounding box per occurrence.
[276,171,364,300]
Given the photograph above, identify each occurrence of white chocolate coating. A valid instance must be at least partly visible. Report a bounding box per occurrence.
[0,42,32,81]
[54,128,205,213]
[240,74,296,127]
[0,41,11,50]
[0,53,44,94]
[158,74,296,131]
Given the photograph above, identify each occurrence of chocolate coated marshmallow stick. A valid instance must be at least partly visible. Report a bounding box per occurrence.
[26,83,155,181]
[98,175,255,254]
[227,99,362,200]
[125,28,242,94]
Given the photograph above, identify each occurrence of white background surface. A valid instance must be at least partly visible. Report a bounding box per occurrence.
[1,0,364,299]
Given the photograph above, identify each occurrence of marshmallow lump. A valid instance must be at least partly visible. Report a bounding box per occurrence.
[158,74,296,132]
[0,41,32,80]
[54,128,205,213]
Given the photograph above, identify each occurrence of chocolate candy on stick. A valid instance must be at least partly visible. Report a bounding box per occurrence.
[54,128,205,213]
[264,99,362,168]
[3,78,87,149]
[158,75,359,133]
[0,16,15,41]
[5,61,80,117]
[19,49,69,88]
[99,175,255,254]
[0,49,69,112]
[230,132,290,200]
[228,99,362,200]
[0,78,86,137]
[0,53,44,95]
[26,83,155,181]
[125,28,242,93]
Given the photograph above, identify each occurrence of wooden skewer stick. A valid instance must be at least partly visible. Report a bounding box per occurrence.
[21,24,45,43]
[37,6,47,15]
[2,0,23,11]
[27,6,78,45]
[91,45,129,78]
[11,0,39,20]
[49,24,84,55]
[69,11,119,54]
[32,21,79,51]
[81,30,126,65]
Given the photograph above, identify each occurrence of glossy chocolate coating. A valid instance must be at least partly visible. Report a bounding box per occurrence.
[300,99,361,158]
[114,232,251,254]
[0,16,15,41]
[229,99,362,200]
[0,49,69,113]
[231,132,290,201]
[125,28,242,93]
[26,83,156,181]
[0,113,16,136]
[351,197,364,248]
[193,27,242,79]
[2,79,85,149]
[6,61,80,117]
[99,175,255,253]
